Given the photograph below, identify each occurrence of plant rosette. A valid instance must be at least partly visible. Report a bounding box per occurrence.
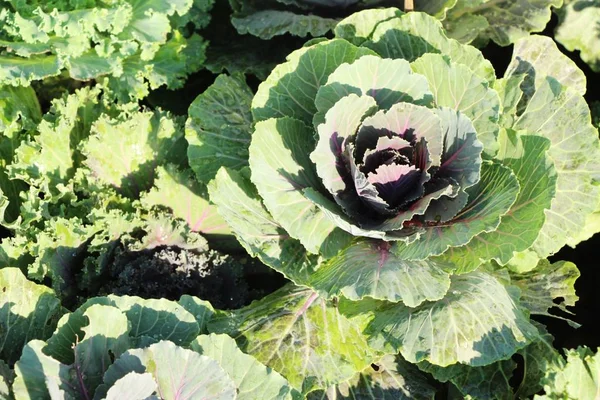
[207,7,599,395]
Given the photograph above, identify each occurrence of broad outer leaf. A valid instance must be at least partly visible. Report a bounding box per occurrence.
[105,372,157,400]
[74,305,131,396]
[45,296,201,365]
[312,55,432,127]
[252,39,375,124]
[308,239,451,306]
[192,333,300,400]
[208,167,318,284]
[334,8,403,46]
[308,354,436,400]
[442,0,561,46]
[555,0,600,72]
[96,341,237,400]
[232,10,337,39]
[419,357,516,400]
[362,11,495,83]
[249,117,352,257]
[513,78,600,258]
[13,340,74,399]
[208,284,376,394]
[347,271,538,367]
[411,53,500,156]
[438,134,556,272]
[505,35,586,96]
[391,161,519,260]
[178,295,215,334]
[140,165,230,237]
[186,73,254,184]
[510,260,580,328]
[0,268,65,366]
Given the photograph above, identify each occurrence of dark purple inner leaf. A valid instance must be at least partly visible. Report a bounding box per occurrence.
[368,164,422,208]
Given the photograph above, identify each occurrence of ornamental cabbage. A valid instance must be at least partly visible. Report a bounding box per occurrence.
[207,7,600,394]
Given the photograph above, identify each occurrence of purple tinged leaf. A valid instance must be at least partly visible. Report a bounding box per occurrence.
[368,164,422,207]
[436,107,483,189]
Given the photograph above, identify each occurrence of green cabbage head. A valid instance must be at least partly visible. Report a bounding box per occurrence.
[209,7,599,372]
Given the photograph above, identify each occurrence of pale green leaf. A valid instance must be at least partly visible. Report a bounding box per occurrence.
[140,165,230,237]
[81,109,186,198]
[411,53,500,156]
[536,346,600,400]
[13,340,74,399]
[97,341,237,400]
[313,55,433,127]
[334,8,403,46]
[186,73,254,184]
[105,372,157,400]
[555,0,600,72]
[208,284,376,394]
[249,117,352,257]
[349,271,538,367]
[192,333,300,400]
[308,354,436,400]
[443,0,562,46]
[438,134,556,272]
[363,11,495,83]
[391,161,519,260]
[208,167,318,284]
[510,260,580,327]
[505,35,586,96]
[308,239,451,305]
[513,78,600,258]
[252,39,376,123]
[0,268,65,365]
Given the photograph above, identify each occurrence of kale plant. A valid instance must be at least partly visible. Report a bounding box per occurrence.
[205,8,600,397]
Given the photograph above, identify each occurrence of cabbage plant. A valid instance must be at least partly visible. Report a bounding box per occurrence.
[207,7,600,397]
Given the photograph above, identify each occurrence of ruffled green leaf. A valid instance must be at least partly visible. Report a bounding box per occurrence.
[308,354,436,400]
[0,85,41,136]
[308,238,451,305]
[192,333,301,400]
[411,53,500,156]
[140,165,230,238]
[232,10,338,39]
[0,268,65,366]
[208,167,318,284]
[249,117,352,257]
[344,271,538,367]
[252,39,376,123]
[208,284,377,394]
[186,73,254,184]
[81,109,186,199]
